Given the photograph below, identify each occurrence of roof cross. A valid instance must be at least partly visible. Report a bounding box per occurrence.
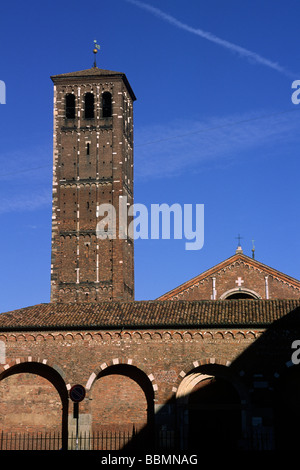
[235,234,243,246]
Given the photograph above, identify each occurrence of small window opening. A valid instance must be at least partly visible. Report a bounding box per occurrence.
[102,92,112,117]
[226,293,256,299]
[65,94,75,119]
[85,92,94,119]
[87,143,90,156]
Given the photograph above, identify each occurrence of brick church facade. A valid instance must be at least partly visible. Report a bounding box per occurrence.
[0,64,300,451]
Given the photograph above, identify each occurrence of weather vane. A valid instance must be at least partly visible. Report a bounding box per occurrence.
[93,40,100,67]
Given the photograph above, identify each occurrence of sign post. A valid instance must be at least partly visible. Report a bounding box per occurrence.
[70,385,86,450]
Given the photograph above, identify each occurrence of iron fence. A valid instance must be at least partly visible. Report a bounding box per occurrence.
[0,429,137,451]
[69,429,136,450]
[0,428,274,451]
[0,431,62,450]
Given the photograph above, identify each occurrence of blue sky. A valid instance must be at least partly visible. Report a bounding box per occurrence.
[0,0,300,312]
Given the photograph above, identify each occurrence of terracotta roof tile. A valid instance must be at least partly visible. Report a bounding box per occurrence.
[0,300,299,331]
[50,67,123,78]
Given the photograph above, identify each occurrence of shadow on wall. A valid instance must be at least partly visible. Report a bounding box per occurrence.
[124,306,300,452]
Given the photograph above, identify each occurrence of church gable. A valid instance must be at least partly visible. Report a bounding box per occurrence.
[157,252,300,301]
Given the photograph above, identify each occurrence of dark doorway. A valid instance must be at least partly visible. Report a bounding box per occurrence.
[274,366,300,449]
[188,376,242,450]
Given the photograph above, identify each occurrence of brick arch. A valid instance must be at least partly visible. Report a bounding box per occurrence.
[220,287,261,299]
[173,359,251,409]
[172,357,232,395]
[85,358,158,398]
[0,357,69,397]
[86,360,156,436]
[0,356,63,378]
[173,361,249,449]
[176,372,214,401]
[171,357,253,403]
[0,358,69,448]
[0,357,70,405]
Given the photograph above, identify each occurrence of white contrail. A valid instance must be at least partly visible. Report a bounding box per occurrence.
[126,0,293,77]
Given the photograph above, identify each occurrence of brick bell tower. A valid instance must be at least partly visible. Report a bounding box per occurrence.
[50,62,136,303]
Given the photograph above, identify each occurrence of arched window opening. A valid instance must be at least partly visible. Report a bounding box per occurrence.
[220,287,261,300]
[102,92,112,118]
[226,293,257,299]
[65,94,75,119]
[84,93,95,119]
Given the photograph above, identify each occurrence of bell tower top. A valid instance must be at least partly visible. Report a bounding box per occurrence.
[50,66,136,102]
